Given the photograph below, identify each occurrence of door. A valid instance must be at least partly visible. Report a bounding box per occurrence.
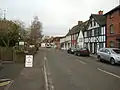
[90,43,92,53]
[94,43,97,54]
[103,49,111,61]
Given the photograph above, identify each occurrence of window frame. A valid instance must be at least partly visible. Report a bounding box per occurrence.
[79,38,83,42]
[109,41,114,48]
[110,24,114,34]
[94,20,96,26]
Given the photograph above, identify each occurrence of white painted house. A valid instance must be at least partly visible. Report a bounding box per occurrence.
[77,21,88,48]
[83,13,106,54]
[60,37,66,50]
[77,30,84,48]
[60,32,71,50]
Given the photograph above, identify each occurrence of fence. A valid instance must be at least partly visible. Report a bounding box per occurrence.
[0,47,13,63]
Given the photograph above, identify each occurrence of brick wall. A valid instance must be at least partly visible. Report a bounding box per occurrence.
[106,9,120,48]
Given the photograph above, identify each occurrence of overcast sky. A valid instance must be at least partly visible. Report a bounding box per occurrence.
[0,0,119,36]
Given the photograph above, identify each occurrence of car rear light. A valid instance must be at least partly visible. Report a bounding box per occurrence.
[80,50,88,52]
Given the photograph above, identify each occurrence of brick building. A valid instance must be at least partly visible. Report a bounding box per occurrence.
[105,5,120,48]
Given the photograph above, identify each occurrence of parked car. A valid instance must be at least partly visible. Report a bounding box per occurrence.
[97,48,120,65]
[67,47,77,54]
[74,47,90,56]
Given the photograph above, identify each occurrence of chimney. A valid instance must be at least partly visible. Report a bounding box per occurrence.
[78,21,83,26]
[98,10,103,15]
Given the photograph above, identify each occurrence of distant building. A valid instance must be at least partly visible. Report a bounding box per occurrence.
[105,5,120,48]
[60,31,71,50]
[77,21,88,48]
[70,21,83,47]
[53,37,63,49]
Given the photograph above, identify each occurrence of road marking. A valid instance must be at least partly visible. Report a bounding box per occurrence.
[76,59,87,64]
[44,60,49,90]
[50,85,54,90]
[44,57,47,60]
[97,68,120,79]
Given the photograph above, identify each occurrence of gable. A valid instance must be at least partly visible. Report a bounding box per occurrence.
[78,30,83,39]
[88,17,100,30]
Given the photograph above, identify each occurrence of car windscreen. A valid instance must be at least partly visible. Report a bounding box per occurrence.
[112,49,120,54]
[81,48,88,50]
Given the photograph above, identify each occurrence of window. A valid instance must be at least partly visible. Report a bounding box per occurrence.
[99,43,103,49]
[109,41,114,48]
[119,23,120,33]
[105,49,110,54]
[94,20,96,26]
[112,49,120,54]
[109,13,113,19]
[84,32,87,37]
[110,24,114,34]
[98,27,101,35]
[90,21,92,27]
[87,30,92,37]
[99,48,105,52]
[79,38,83,42]
[92,30,94,36]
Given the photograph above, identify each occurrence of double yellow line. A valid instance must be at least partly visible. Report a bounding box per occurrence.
[0,79,11,87]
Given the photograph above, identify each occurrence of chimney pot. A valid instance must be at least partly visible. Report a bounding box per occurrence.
[78,21,83,25]
[98,10,103,15]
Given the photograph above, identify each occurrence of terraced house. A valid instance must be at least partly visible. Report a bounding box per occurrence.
[70,21,83,47]
[83,11,106,54]
[105,5,120,48]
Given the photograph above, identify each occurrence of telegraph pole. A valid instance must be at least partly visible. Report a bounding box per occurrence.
[3,10,6,20]
[0,9,2,19]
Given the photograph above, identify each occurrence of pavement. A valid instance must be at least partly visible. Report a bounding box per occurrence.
[43,48,120,90]
[0,49,45,90]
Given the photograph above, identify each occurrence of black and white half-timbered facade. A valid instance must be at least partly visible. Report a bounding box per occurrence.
[83,14,106,54]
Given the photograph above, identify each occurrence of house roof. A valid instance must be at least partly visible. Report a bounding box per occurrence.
[66,30,71,36]
[66,21,88,36]
[105,5,120,15]
[70,25,80,34]
[90,14,106,26]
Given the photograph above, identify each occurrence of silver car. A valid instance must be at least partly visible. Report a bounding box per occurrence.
[97,48,120,65]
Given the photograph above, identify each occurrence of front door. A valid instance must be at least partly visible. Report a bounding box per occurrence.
[103,49,111,61]
[94,43,97,54]
[90,43,92,53]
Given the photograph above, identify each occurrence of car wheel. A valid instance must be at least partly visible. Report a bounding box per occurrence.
[77,53,80,56]
[110,58,115,65]
[97,55,102,62]
[87,54,90,57]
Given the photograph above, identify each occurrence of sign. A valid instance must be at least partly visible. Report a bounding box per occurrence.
[29,45,35,48]
[25,55,33,67]
[19,41,24,45]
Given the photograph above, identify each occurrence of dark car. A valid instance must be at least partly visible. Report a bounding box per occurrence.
[67,47,77,54]
[74,48,90,56]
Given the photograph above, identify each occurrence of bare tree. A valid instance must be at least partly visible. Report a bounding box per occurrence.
[30,16,42,44]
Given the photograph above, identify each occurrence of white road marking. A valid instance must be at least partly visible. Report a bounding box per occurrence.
[44,60,49,90]
[76,59,87,64]
[50,85,54,90]
[97,68,120,79]
[44,57,47,60]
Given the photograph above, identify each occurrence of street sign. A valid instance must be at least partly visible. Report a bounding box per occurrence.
[25,55,33,67]
[19,41,24,45]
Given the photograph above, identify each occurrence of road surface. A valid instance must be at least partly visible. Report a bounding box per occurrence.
[42,48,120,90]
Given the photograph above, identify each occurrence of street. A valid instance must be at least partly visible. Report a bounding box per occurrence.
[42,48,120,90]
